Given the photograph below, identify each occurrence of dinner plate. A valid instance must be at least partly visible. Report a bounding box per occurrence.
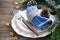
[11,9,55,38]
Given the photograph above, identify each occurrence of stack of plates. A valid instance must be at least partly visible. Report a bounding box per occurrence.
[11,9,55,38]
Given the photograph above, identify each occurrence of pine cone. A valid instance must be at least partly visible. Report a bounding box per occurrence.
[40,9,49,18]
[27,0,37,6]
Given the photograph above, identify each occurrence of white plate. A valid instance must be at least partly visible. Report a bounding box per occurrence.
[11,9,55,38]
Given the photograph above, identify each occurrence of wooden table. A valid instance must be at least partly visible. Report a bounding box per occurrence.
[0,0,49,40]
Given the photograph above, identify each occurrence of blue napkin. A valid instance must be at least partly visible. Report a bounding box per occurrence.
[26,6,38,17]
[32,16,52,30]
[26,6,52,30]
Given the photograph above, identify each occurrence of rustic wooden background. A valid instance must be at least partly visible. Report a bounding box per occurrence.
[0,0,49,40]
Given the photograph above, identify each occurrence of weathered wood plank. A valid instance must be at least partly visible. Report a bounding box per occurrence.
[0,15,13,30]
[0,15,13,22]
[0,1,13,8]
[0,8,13,15]
[0,0,13,2]
[0,0,31,40]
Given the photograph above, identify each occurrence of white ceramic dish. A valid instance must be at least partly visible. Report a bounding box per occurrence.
[11,9,55,38]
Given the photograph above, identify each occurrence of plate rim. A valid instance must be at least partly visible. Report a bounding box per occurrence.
[11,9,55,38]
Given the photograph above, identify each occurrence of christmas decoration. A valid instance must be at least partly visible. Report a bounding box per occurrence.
[14,2,20,9]
[22,0,60,40]
[15,5,20,9]
[14,2,19,5]
[5,22,10,27]
[10,31,15,37]
[22,0,60,18]
[13,35,19,40]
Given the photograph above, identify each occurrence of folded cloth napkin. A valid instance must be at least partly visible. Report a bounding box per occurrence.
[26,6,52,30]
[26,6,38,16]
[32,16,52,30]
